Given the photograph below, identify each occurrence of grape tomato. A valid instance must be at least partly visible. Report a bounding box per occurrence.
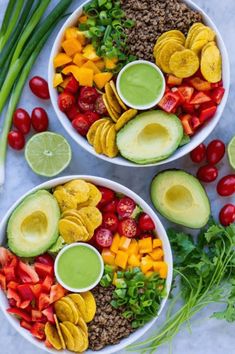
[102,212,118,233]
[31,108,49,132]
[138,213,155,231]
[118,218,137,238]
[219,204,235,226]
[95,228,113,248]
[79,87,99,104]
[206,140,225,165]
[78,98,94,113]
[58,92,76,112]
[197,165,218,183]
[217,175,235,196]
[13,108,31,135]
[190,143,206,163]
[98,187,115,207]
[72,114,90,136]
[8,131,25,150]
[29,76,49,99]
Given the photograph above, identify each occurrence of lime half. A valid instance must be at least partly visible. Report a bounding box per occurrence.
[228,136,235,170]
[25,132,72,177]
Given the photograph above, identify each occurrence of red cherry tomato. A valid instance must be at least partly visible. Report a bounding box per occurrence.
[190,143,206,163]
[79,87,99,103]
[8,131,25,150]
[95,228,113,248]
[64,75,79,94]
[29,76,49,99]
[206,140,225,165]
[197,164,218,183]
[118,218,137,238]
[219,204,235,226]
[66,105,80,122]
[58,92,76,112]
[138,213,155,231]
[95,95,107,115]
[31,108,49,132]
[102,212,119,232]
[13,108,31,135]
[72,114,90,136]
[98,187,115,207]
[117,197,136,218]
[77,98,94,112]
[84,111,100,125]
[101,198,118,213]
[217,175,235,196]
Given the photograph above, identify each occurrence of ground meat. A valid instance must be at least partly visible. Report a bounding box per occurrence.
[120,0,203,62]
[88,285,133,351]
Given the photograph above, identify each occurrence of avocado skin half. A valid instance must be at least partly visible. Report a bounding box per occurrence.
[150,169,211,229]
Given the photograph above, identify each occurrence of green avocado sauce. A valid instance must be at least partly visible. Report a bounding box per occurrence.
[57,245,102,289]
[119,63,164,107]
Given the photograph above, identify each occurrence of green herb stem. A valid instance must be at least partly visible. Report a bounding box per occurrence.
[0,0,16,44]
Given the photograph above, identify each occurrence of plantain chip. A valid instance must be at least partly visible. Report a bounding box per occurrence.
[169,49,199,78]
[62,209,81,219]
[79,328,89,352]
[185,22,205,48]
[81,291,96,323]
[77,316,88,335]
[60,323,75,351]
[77,183,102,208]
[105,125,119,158]
[191,38,209,54]
[54,315,66,349]
[64,179,89,204]
[156,30,185,45]
[105,82,122,114]
[78,206,102,231]
[201,45,222,83]
[154,37,182,63]
[115,109,138,132]
[103,93,119,122]
[157,41,184,73]
[53,189,77,212]
[100,121,113,154]
[61,297,80,324]
[109,80,127,110]
[64,215,84,227]
[87,118,108,145]
[68,294,87,320]
[59,219,89,243]
[63,321,85,352]
[202,41,216,55]
[93,122,105,154]
[55,299,75,323]
[45,322,62,350]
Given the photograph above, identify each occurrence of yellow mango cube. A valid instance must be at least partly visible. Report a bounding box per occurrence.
[104,57,118,69]
[83,44,100,61]
[62,38,82,57]
[149,248,164,261]
[53,73,63,88]
[140,256,153,273]
[76,68,94,87]
[65,27,78,40]
[127,239,139,255]
[73,53,87,67]
[115,250,128,269]
[119,236,131,251]
[139,237,153,254]
[53,53,72,68]
[95,59,105,71]
[110,233,120,254]
[153,238,162,248]
[94,72,113,90]
[82,60,101,74]
[128,254,140,267]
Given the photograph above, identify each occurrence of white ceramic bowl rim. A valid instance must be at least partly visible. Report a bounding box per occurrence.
[54,242,104,293]
[116,60,166,110]
[48,0,230,168]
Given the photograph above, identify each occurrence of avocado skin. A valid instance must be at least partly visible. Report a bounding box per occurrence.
[150,169,211,229]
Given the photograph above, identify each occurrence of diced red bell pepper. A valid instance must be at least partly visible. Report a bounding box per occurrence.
[30,322,46,341]
[180,114,194,136]
[0,273,6,291]
[171,87,185,104]
[7,307,32,322]
[199,105,217,123]
[20,320,32,331]
[210,87,225,105]
[7,281,18,290]
[45,339,53,348]
[64,75,79,94]
[7,288,21,307]
[0,247,16,267]
[18,261,39,284]
[164,85,171,94]
[34,262,54,279]
[182,102,196,114]
[191,116,201,130]
[211,80,223,88]
[42,276,54,293]
[8,298,17,307]
[189,77,211,91]
[35,254,54,267]
[190,91,211,105]
[178,86,194,102]
[38,293,51,311]
[3,266,16,282]
[30,283,42,298]
[42,306,55,324]
[19,300,31,309]
[167,75,183,86]
[31,309,43,322]
[158,92,180,113]
[49,284,66,304]
[17,284,35,301]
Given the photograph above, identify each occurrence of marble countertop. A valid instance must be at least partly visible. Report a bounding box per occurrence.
[0,0,234,353]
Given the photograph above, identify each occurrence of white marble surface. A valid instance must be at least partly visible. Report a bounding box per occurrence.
[0,0,235,353]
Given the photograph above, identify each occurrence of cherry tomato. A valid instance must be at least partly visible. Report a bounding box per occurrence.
[72,114,90,136]
[31,108,49,132]
[79,87,99,103]
[95,95,107,115]
[118,218,137,238]
[29,76,49,99]
[138,213,155,231]
[84,111,100,125]
[66,105,80,122]
[35,254,54,267]
[101,198,118,213]
[13,108,31,135]
[95,227,113,248]
[219,204,235,226]
[217,175,235,196]
[117,197,136,218]
[98,187,115,207]
[190,143,206,163]
[197,164,218,183]
[64,75,79,94]
[206,140,225,165]
[8,131,25,150]
[102,212,119,233]
[77,98,94,113]
[58,92,76,112]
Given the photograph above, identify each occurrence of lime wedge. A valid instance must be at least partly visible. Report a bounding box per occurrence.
[228,136,235,170]
[25,132,72,177]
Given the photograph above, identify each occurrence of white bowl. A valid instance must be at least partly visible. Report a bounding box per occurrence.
[48,0,230,168]
[0,175,173,354]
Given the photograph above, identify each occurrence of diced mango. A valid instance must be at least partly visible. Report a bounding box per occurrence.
[83,44,100,61]
[62,65,80,79]
[153,238,162,248]
[53,73,63,88]
[119,236,131,251]
[139,237,153,254]
[112,272,118,286]
[115,250,128,269]
[62,38,82,57]
[140,256,153,274]
[110,233,120,254]
[94,72,113,90]
[76,68,94,87]
[60,77,70,88]
[102,249,116,265]
[65,27,78,40]
[82,60,101,74]
[73,53,87,67]
[128,254,140,267]
[95,59,105,71]
[146,271,154,277]
[149,248,164,261]
[153,261,168,278]
[79,15,88,24]
[77,31,86,45]
[53,53,72,68]
[104,57,118,70]
[127,239,139,255]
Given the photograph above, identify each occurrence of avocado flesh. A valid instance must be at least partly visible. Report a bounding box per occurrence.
[151,170,210,228]
[7,190,60,257]
[117,110,183,164]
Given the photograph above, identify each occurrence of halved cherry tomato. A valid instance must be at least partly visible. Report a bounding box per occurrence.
[98,187,115,207]
[178,86,194,102]
[66,105,80,121]
[217,175,235,196]
[117,197,136,218]
[95,95,107,115]
[95,228,113,247]
[79,87,99,103]
[190,143,206,163]
[206,139,225,164]
[118,218,137,238]
[102,213,118,232]
[210,87,225,105]
[197,164,218,183]
[13,109,31,135]
[64,75,79,94]
[8,131,25,150]
[31,108,49,132]
[58,92,76,112]
[219,204,235,226]
[29,76,49,99]
[72,114,90,136]
[102,198,118,213]
[158,92,180,113]
[190,91,211,105]
[84,111,100,125]
[189,77,211,91]
[78,98,95,112]
[138,213,155,231]
[35,254,54,267]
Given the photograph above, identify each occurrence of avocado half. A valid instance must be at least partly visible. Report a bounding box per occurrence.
[117,110,183,164]
[151,170,210,229]
[7,190,60,257]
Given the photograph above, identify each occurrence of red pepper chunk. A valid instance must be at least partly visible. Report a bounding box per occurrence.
[190,91,211,105]
[7,307,32,322]
[189,77,211,91]
[199,105,217,123]
[158,92,180,113]
[210,87,225,105]
[180,114,194,136]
